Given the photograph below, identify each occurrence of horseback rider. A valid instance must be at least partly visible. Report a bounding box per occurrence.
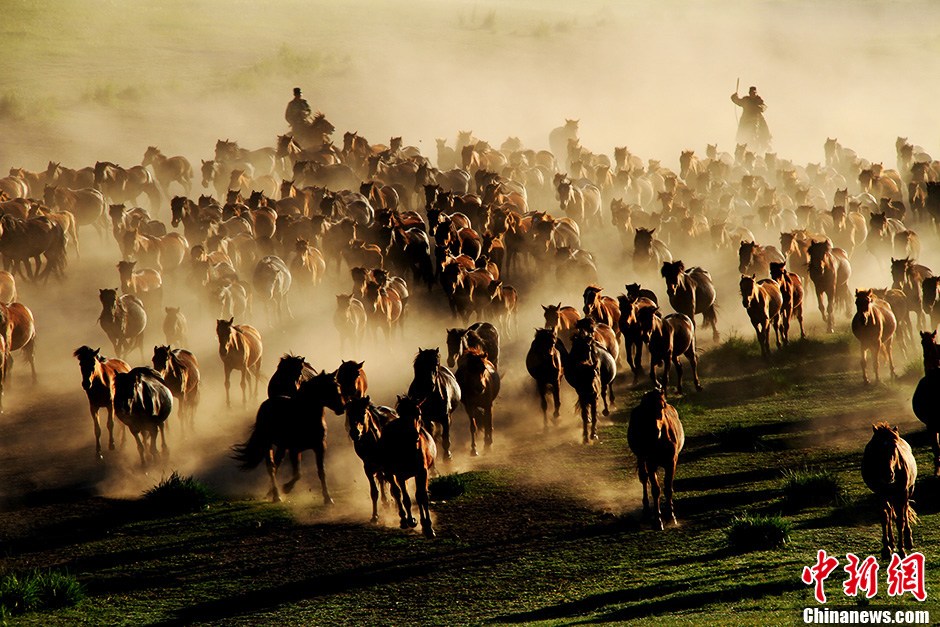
[285,87,312,132]
[731,86,772,153]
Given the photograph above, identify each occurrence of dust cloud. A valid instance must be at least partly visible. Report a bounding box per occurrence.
[0,0,935,518]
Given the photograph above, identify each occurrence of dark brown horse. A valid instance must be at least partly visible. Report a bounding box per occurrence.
[913,332,940,475]
[862,423,917,559]
[267,354,316,398]
[557,331,616,443]
[852,289,897,384]
[151,345,200,433]
[216,318,263,407]
[807,240,852,333]
[455,347,501,455]
[739,275,783,358]
[582,285,621,339]
[618,295,657,383]
[890,257,932,330]
[628,388,685,530]
[542,303,581,347]
[738,240,785,277]
[233,370,346,504]
[337,360,369,405]
[526,328,563,429]
[73,346,130,459]
[345,396,396,522]
[407,348,460,461]
[633,227,672,274]
[98,288,147,360]
[769,262,806,341]
[638,309,701,393]
[660,261,719,341]
[445,323,500,370]
[112,367,173,467]
[383,396,437,537]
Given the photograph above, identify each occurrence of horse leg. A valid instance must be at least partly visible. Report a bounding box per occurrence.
[267,448,284,502]
[637,460,651,520]
[158,422,168,455]
[417,469,434,538]
[24,338,36,383]
[580,401,589,444]
[282,450,302,494]
[589,398,598,441]
[551,382,561,424]
[826,289,835,333]
[881,501,894,560]
[648,463,664,530]
[932,429,940,477]
[240,367,248,408]
[673,354,684,394]
[366,468,380,522]
[223,366,232,408]
[399,475,417,527]
[885,339,897,379]
[538,381,549,431]
[898,497,913,555]
[860,345,870,385]
[132,431,147,468]
[90,405,103,460]
[441,416,452,461]
[388,476,408,527]
[663,458,678,526]
[603,376,614,416]
[468,407,479,456]
[314,441,333,505]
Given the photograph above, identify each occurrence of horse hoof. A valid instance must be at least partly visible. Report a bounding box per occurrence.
[582,436,589,445]
[591,432,599,441]
[109,443,116,451]
[324,497,335,506]
[602,409,610,417]
[423,526,436,539]
[399,520,410,529]
[408,517,418,528]
[470,449,479,457]
[272,495,282,503]
[96,453,104,462]
[370,516,379,524]
[695,384,703,392]
[444,451,453,461]
[653,519,665,531]
[881,547,891,561]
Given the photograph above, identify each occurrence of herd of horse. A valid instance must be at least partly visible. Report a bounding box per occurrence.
[1,111,938,552]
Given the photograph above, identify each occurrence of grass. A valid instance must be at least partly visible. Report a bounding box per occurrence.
[0,570,84,616]
[141,472,215,514]
[781,467,848,509]
[727,514,792,552]
[428,472,469,501]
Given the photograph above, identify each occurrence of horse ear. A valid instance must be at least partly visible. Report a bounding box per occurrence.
[750,274,756,280]
[541,305,548,311]
[872,425,877,434]
[228,317,234,324]
[93,348,100,356]
[356,361,364,369]
[892,425,899,433]
[557,302,562,308]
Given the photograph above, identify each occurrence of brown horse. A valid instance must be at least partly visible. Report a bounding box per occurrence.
[333,294,367,353]
[152,345,200,433]
[345,397,395,522]
[526,328,563,430]
[638,309,701,393]
[117,260,163,315]
[660,261,719,341]
[862,423,917,559]
[383,396,437,537]
[162,307,188,346]
[769,262,806,341]
[628,388,685,530]
[852,289,897,385]
[0,271,16,305]
[112,367,173,467]
[807,240,852,333]
[582,285,621,338]
[267,354,316,399]
[633,228,672,274]
[337,360,369,405]
[445,323,500,370]
[216,318,263,407]
[618,295,657,383]
[557,331,617,442]
[913,333,940,475]
[73,346,130,459]
[233,370,345,504]
[890,257,932,330]
[542,303,581,347]
[0,301,37,382]
[98,288,147,360]
[455,346,501,455]
[363,282,403,340]
[738,240,785,277]
[142,146,193,196]
[739,275,783,358]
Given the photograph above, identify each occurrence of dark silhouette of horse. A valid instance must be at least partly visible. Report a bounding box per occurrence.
[445,322,500,370]
[455,347,501,455]
[233,370,346,504]
[628,388,685,530]
[807,240,852,333]
[345,396,396,522]
[267,354,316,398]
[618,295,657,383]
[638,308,701,393]
[73,346,130,459]
[557,331,616,443]
[526,328,563,429]
[913,332,940,475]
[112,367,173,467]
[633,228,672,274]
[383,396,437,537]
[862,423,917,559]
[337,360,369,404]
[407,348,460,460]
[98,288,146,360]
[660,261,719,341]
[738,241,785,277]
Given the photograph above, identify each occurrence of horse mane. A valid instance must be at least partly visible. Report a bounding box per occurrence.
[871,422,900,441]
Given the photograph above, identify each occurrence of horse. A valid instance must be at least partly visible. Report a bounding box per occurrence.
[383,396,437,537]
[633,228,672,274]
[334,294,367,353]
[542,303,581,348]
[98,288,146,360]
[445,322,500,370]
[252,256,292,323]
[337,360,368,405]
[142,146,193,196]
[582,285,621,338]
[526,328,563,430]
[739,275,783,358]
[267,354,317,398]
[890,257,932,330]
[112,367,173,467]
[738,240,785,277]
[407,348,460,461]
[455,347,501,455]
[0,271,16,305]
[807,240,852,333]
[117,260,163,315]
[345,396,396,522]
[0,214,67,280]
[618,295,657,383]
[216,318,263,407]
[638,308,701,393]
[556,331,616,443]
[0,301,37,382]
[862,423,917,559]
[486,280,518,339]
[73,346,130,459]
[922,276,940,330]
[852,289,897,385]
[628,388,685,530]
[363,281,403,340]
[151,345,200,433]
[233,370,346,504]
[913,333,940,475]
[769,262,806,341]
[660,261,719,342]
[162,307,188,346]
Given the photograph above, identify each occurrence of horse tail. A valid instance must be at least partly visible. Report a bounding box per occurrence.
[703,302,719,328]
[231,400,275,470]
[908,502,919,527]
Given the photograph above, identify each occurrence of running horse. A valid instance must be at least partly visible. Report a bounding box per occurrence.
[628,387,685,530]
[660,261,719,341]
[862,423,917,559]
[383,395,437,537]
[267,354,316,398]
[151,345,200,433]
[407,348,460,460]
[525,328,563,429]
[73,346,130,459]
[769,262,806,341]
[112,367,173,467]
[807,240,852,333]
[455,346,501,455]
[638,308,702,394]
[336,360,369,405]
[913,331,940,475]
[345,396,396,522]
[739,275,783,358]
[557,330,616,443]
[98,288,147,360]
[582,285,621,341]
[851,289,897,385]
[216,318,263,407]
[233,369,346,504]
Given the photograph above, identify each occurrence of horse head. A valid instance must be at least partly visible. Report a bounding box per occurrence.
[395,394,424,431]
[216,317,235,351]
[867,423,902,485]
[73,345,101,390]
[337,360,366,402]
[854,289,875,316]
[660,261,684,296]
[152,345,172,375]
[346,396,372,443]
[737,241,757,273]
[739,275,758,308]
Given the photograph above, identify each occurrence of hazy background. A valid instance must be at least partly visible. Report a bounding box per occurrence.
[1,0,938,171]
